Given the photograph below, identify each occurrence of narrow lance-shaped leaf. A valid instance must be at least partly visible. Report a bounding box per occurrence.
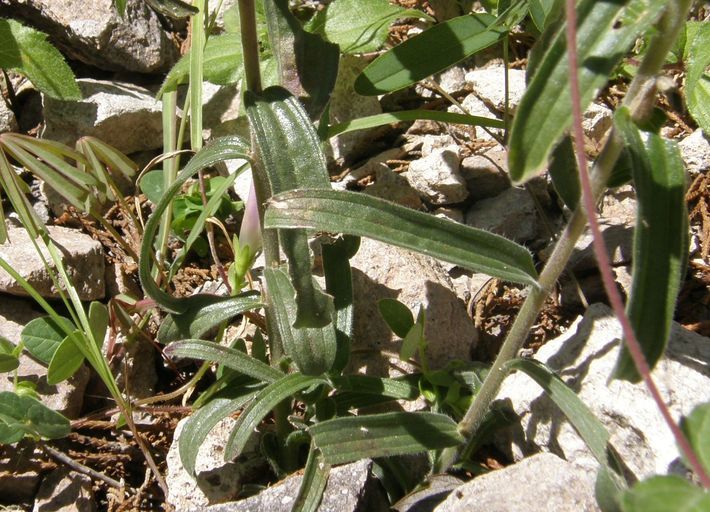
[293,444,330,512]
[328,110,504,138]
[225,373,327,459]
[264,267,337,376]
[265,189,538,286]
[309,412,463,465]
[508,0,666,183]
[680,403,710,474]
[158,292,263,344]
[684,21,710,133]
[179,390,258,476]
[138,136,251,314]
[165,339,283,383]
[246,87,334,328]
[612,109,689,382]
[355,13,506,95]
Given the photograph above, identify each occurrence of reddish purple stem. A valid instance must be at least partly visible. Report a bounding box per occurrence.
[564,0,710,488]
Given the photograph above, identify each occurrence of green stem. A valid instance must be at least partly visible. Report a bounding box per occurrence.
[437,2,688,473]
[238,0,263,94]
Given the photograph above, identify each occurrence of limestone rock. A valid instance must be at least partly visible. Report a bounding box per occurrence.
[465,187,538,243]
[464,68,527,113]
[417,66,467,98]
[0,0,179,74]
[348,238,478,378]
[494,304,710,480]
[460,149,511,200]
[0,297,89,418]
[583,103,613,142]
[32,468,95,512]
[42,79,164,154]
[678,129,710,174]
[365,164,424,210]
[449,94,502,142]
[406,146,469,205]
[329,55,383,162]
[205,460,389,512]
[0,97,18,133]
[0,225,105,300]
[434,453,599,512]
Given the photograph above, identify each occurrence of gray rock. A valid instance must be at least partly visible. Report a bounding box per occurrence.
[32,468,95,512]
[464,68,527,113]
[0,0,179,74]
[0,97,18,133]
[465,187,538,243]
[678,129,710,174]
[407,146,468,205]
[434,453,599,512]
[329,55,383,162]
[348,238,478,378]
[104,333,157,400]
[364,164,424,210]
[0,298,89,419]
[583,103,613,142]
[433,207,464,224]
[421,135,458,157]
[417,66,467,98]
[494,303,710,480]
[42,79,164,154]
[205,459,389,512]
[166,417,244,510]
[599,185,636,226]
[0,225,105,300]
[449,94,502,142]
[460,149,511,200]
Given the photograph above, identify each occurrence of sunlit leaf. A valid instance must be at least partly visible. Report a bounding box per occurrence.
[680,403,710,474]
[47,334,85,385]
[355,13,506,95]
[508,0,666,183]
[165,339,283,383]
[328,110,503,138]
[0,391,71,440]
[528,0,563,32]
[246,87,334,328]
[307,0,432,54]
[684,21,710,133]
[225,373,327,459]
[621,476,709,512]
[0,19,81,100]
[157,292,263,344]
[378,298,414,339]
[612,109,688,382]
[264,189,538,286]
[21,316,74,365]
[309,412,463,464]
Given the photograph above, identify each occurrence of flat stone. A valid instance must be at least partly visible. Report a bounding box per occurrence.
[460,149,511,200]
[205,460,388,512]
[494,304,710,480]
[0,225,105,300]
[348,238,478,377]
[32,468,95,512]
[678,129,710,174]
[465,187,538,243]
[434,453,599,512]
[0,0,179,74]
[329,55,383,162]
[364,164,423,210]
[0,97,18,133]
[0,298,89,418]
[43,79,164,154]
[406,146,468,205]
[464,68,527,113]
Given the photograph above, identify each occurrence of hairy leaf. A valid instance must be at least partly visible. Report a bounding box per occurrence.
[246,87,334,328]
[293,445,331,512]
[158,293,263,344]
[613,109,688,382]
[225,373,327,459]
[328,109,503,138]
[508,0,666,182]
[355,13,505,95]
[0,19,81,100]
[265,189,538,286]
[309,412,463,464]
[165,339,283,383]
[264,267,337,376]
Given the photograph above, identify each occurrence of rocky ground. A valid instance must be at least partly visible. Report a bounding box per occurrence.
[0,1,709,511]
